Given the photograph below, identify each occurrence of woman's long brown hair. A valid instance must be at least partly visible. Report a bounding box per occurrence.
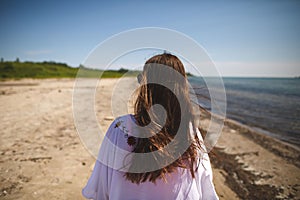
[125,53,202,184]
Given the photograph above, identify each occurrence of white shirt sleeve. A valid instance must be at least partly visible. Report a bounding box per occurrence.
[82,160,110,200]
[82,121,118,200]
[195,127,219,200]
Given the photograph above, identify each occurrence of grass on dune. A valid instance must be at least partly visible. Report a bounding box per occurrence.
[0,61,140,80]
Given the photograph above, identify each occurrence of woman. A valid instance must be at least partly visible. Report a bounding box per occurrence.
[82,53,219,200]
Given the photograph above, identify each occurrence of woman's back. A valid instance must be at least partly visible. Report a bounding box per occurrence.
[82,115,218,200]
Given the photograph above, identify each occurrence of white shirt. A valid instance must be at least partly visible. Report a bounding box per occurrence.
[82,114,219,200]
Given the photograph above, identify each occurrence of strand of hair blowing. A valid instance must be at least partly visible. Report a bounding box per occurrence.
[125,54,202,184]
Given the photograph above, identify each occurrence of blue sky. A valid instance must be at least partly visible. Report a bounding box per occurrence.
[0,0,300,77]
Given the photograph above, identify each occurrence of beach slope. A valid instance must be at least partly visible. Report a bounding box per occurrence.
[0,78,299,199]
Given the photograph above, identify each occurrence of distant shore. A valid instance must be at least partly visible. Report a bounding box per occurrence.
[0,78,299,199]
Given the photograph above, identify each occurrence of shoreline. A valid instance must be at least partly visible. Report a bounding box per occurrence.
[227,116,299,149]
[223,117,300,167]
[199,108,299,154]
[251,126,299,150]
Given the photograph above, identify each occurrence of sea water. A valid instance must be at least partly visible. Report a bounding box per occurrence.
[189,77,300,147]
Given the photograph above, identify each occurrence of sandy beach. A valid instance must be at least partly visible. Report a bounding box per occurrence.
[0,78,299,199]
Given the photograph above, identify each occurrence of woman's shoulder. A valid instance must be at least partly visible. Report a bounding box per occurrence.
[105,114,137,150]
[109,114,135,132]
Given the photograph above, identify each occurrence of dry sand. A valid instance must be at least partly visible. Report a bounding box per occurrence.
[0,78,299,199]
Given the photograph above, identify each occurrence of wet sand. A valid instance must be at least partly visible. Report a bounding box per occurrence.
[0,78,299,199]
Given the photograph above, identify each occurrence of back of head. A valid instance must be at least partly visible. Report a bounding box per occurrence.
[126,53,200,184]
